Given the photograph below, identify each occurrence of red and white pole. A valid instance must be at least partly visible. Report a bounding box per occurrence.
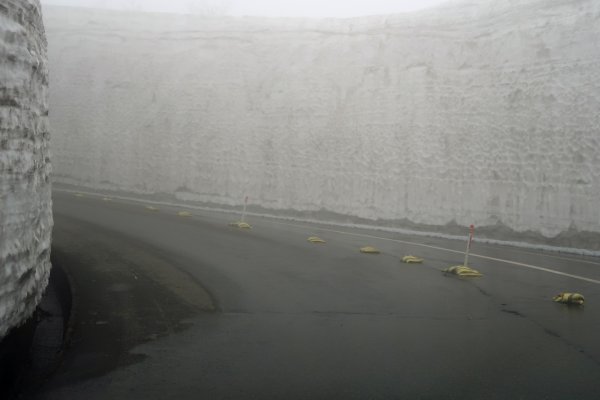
[463,224,474,267]
[241,196,248,223]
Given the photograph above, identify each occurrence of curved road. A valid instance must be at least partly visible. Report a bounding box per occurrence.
[35,190,600,399]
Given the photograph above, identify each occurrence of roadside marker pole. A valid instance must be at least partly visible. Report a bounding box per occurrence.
[463,224,474,267]
[444,225,481,277]
[241,196,248,223]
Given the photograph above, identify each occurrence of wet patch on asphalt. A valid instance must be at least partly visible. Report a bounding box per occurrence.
[38,214,215,390]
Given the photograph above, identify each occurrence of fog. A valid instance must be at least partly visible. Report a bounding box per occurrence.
[3,2,600,397]
[43,0,600,249]
[40,0,449,17]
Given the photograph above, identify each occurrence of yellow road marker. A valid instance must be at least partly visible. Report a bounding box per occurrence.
[443,265,483,277]
[553,292,584,305]
[402,255,423,263]
[229,196,252,229]
[307,236,326,244]
[443,226,482,277]
[75,193,84,197]
[177,211,192,217]
[229,221,252,229]
[360,246,380,254]
[264,219,600,285]
[146,206,159,211]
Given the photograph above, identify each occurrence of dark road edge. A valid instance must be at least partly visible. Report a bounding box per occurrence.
[0,260,73,399]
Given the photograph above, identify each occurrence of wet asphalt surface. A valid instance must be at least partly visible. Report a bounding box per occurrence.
[32,190,600,399]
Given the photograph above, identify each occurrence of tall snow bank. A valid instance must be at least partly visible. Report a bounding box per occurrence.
[0,0,52,338]
[44,1,600,244]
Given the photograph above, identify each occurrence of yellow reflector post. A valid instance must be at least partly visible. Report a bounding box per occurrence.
[443,265,483,277]
[229,221,252,229]
[360,246,380,254]
[553,292,584,305]
[307,236,326,244]
[402,255,423,263]
[146,206,158,211]
[177,211,192,217]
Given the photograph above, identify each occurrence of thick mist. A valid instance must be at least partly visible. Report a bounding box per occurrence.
[44,1,600,246]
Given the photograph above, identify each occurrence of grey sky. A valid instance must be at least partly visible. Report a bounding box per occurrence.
[40,0,450,18]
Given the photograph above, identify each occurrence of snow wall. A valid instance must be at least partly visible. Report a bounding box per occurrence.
[44,1,600,249]
[0,0,52,338]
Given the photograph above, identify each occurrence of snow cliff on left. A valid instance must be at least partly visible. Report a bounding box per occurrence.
[0,0,52,338]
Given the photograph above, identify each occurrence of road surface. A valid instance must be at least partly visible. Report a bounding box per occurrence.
[33,190,600,399]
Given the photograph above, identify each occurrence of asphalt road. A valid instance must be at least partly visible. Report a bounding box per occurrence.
[33,190,600,399]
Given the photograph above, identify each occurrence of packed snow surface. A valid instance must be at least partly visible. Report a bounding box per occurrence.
[44,0,600,241]
[0,0,52,338]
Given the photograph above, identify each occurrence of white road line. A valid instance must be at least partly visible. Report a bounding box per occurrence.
[57,187,600,284]
[268,220,600,285]
[467,253,600,285]
[471,241,600,267]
